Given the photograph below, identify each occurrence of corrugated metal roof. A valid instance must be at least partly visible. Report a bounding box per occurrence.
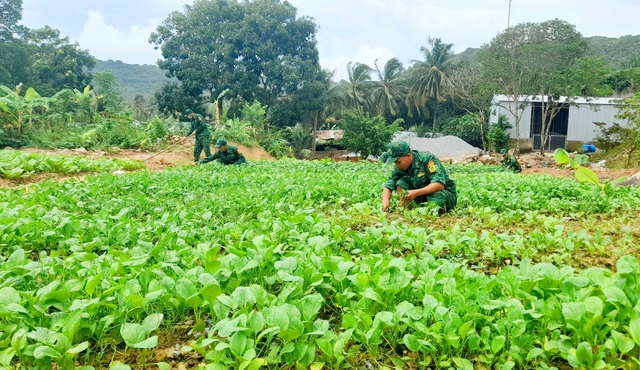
[492,94,622,105]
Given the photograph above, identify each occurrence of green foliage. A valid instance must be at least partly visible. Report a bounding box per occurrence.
[487,114,512,151]
[587,35,640,69]
[286,123,312,158]
[338,111,401,159]
[440,113,484,148]
[146,116,169,143]
[595,94,640,167]
[24,26,95,96]
[149,0,322,125]
[153,82,199,117]
[92,71,125,113]
[553,148,625,193]
[563,57,615,96]
[213,101,289,157]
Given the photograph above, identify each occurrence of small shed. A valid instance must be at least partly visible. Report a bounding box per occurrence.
[489,94,630,152]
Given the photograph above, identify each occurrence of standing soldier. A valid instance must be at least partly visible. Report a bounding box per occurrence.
[185,109,211,163]
[200,138,246,165]
[381,141,457,214]
[500,149,522,173]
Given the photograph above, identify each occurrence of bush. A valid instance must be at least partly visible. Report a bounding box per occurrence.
[338,111,401,159]
[440,113,484,148]
[487,114,512,152]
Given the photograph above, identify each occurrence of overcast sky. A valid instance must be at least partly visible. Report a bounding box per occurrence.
[20,0,640,81]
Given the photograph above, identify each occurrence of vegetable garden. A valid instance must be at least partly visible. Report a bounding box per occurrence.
[1,159,640,370]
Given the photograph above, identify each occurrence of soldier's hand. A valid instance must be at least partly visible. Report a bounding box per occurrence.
[382,199,390,212]
[403,190,418,202]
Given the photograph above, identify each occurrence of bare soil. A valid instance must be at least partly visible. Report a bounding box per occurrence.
[516,152,639,181]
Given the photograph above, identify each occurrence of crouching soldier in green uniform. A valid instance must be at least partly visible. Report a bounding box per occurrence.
[185,109,211,163]
[381,141,457,214]
[200,138,246,165]
[500,149,522,173]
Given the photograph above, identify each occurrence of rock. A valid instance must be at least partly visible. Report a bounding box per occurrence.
[617,171,640,186]
[478,155,494,165]
[72,148,88,153]
[112,170,127,175]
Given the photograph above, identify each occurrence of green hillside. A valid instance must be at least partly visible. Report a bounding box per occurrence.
[586,35,640,68]
[451,35,640,69]
[92,59,173,102]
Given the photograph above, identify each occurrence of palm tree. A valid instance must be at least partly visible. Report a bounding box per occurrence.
[410,37,454,132]
[344,62,374,110]
[370,58,406,117]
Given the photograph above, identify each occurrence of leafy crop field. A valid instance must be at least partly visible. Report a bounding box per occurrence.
[0,150,144,179]
[1,160,639,370]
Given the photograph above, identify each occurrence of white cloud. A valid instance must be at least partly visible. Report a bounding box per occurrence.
[322,44,397,81]
[76,11,161,65]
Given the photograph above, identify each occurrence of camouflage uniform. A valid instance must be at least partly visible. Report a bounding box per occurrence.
[500,149,521,173]
[383,148,457,212]
[200,138,246,165]
[502,156,522,173]
[186,112,211,162]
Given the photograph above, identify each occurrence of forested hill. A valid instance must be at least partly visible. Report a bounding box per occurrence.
[453,35,640,68]
[92,60,172,102]
[587,35,640,68]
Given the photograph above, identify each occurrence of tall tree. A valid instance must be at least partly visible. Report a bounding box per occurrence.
[0,0,26,40]
[371,58,406,118]
[343,61,373,110]
[149,0,321,126]
[446,62,493,149]
[153,82,199,117]
[410,37,453,132]
[92,71,125,113]
[24,26,95,96]
[0,0,28,87]
[480,19,587,154]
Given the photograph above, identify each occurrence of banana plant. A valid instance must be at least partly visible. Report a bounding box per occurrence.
[0,85,53,134]
[553,148,627,193]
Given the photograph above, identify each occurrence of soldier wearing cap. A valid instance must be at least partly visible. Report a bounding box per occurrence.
[500,148,522,173]
[381,141,457,213]
[185,109,211,162]
[200,138,246,165]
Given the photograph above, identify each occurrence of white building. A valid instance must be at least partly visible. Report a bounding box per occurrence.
[489,94,629,152]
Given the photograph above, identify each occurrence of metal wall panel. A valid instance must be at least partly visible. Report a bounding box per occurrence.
[490,99,532,139]
[567,104,620,141]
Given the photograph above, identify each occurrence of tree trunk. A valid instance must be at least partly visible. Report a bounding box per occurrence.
[312,111,318,156]
[479,111,487,151]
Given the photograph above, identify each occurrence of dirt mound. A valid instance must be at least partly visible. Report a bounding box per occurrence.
[232,142,274,160]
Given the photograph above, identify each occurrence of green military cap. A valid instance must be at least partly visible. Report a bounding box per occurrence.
[383,141,411,165]
[500,148,507,156]
[215,138,227,147]
[184,109,193,115]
